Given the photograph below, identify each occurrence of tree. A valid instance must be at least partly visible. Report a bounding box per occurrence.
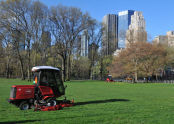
[87,22,102,79]
[99,55,113,80]
[71,57,90,79]
[49,5,93,81]
[109,42,168,82]
[31,1,49,66]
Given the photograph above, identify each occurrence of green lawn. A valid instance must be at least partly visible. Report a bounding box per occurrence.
[1,78,174,124]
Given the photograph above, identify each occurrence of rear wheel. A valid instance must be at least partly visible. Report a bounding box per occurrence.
[19,101,30,110]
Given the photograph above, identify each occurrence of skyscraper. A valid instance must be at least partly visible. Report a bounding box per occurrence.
[102,14,118,55]
[126,11,147,46]
[118,10,135,48]
[81,30,89,57]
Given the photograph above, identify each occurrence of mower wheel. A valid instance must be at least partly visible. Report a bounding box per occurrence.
[47,99,57,106]
[19,101,30,110]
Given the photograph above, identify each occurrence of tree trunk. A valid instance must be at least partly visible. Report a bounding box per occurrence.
[100,58,103,80]
[134,71,138,83]
[34,51,37,66]
[156,74,158,81]
[27,36,31,81]
[134,59,138,83]
[90,47,95,80]
[27,49,31,81]
[66,55,69,81]
[90,66,93,80]
[6,57,10,78]
[66,50,72,81]
[16,46,25,80]
[18,54,25,80]
[67,54,71,81]
[62,55,66,82]
[19,58,25,80]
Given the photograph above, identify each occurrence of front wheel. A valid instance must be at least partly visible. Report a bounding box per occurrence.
[47,99,57,106]
[19,101,30,110]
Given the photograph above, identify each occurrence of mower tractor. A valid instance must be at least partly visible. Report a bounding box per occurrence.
[106,75,114,82]
[8,66,73,111]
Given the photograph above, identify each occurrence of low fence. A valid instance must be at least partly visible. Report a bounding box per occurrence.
[114,79,174,83]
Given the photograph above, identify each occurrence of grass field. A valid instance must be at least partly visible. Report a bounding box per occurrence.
[1,78,174,124]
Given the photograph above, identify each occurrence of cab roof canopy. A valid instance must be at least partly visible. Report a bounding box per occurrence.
[32,66,59,72]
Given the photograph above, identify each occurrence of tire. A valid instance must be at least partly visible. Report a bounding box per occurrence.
[47,99,57,106]
[19,101,30,110]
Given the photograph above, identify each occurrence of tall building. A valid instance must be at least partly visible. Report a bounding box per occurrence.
[153,31,174,47]
[126,11,147,46]
[81,30,89,57]
[153,35,168,45]
[118,10,135,48]
[102,14,118,55]
[167,31,174,47]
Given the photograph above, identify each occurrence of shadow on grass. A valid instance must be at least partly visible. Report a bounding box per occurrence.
[0,120,40,124]
[75,99,130,106]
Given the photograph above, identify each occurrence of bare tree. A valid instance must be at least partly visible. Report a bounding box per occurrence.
[31,1,49,65]
[88,21,102,79]
[49,5,93,81]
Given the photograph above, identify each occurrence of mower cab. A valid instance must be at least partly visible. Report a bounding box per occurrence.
[32,66,65,98]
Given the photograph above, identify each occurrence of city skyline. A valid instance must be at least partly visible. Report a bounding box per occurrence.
[102,10,147,55]
[38,0,174,40]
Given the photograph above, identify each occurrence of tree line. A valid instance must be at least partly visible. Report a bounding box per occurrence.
[0,0,110,81]
[109,42,174,82]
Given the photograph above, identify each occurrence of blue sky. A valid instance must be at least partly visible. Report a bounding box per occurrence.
[40,0,174,40]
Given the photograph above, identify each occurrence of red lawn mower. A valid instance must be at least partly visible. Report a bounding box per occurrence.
[106,75,114,82]
[8,66,73,111]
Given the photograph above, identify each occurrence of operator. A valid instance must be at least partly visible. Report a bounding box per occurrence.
[33,75,40,105]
